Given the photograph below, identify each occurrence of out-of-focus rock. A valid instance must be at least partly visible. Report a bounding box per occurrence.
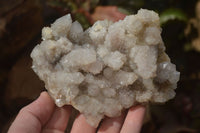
[185,1,200,52]
[4,54,44,110]
[91,6,126,22]
[0,0,43,61]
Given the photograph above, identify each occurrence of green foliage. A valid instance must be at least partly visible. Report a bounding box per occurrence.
[100,0,144,13]
[184,43,193,51]
[47,0,77,11]
[74,13,90,29]
[160,8,187,25]
[46,0,100,29]
[47,0,99,12]
[117,7,131,15]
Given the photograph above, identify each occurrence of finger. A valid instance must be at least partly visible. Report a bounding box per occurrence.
[42,106,72,133]
[8,91,55,133]
[98,112,126,133]
[120,105,146,133]
[71,114,96,133]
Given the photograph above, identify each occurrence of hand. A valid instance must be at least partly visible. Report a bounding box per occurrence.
[8,91,146,133]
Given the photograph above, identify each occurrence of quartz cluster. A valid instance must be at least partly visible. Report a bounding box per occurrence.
[31,9,180,127]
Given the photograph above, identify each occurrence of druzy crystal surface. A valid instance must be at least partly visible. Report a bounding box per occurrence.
[31,9,180,127]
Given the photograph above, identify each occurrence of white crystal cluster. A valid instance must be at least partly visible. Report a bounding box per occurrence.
[31,9,180,127]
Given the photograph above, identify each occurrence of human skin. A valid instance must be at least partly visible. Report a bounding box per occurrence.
[8,91,146,133]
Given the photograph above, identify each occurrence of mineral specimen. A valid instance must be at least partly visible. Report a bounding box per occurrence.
[31,9,180,127]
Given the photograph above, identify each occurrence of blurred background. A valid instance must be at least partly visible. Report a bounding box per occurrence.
[0,0,200,132]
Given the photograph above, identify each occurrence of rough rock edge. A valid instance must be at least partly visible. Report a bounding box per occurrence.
[31,9,180,127]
